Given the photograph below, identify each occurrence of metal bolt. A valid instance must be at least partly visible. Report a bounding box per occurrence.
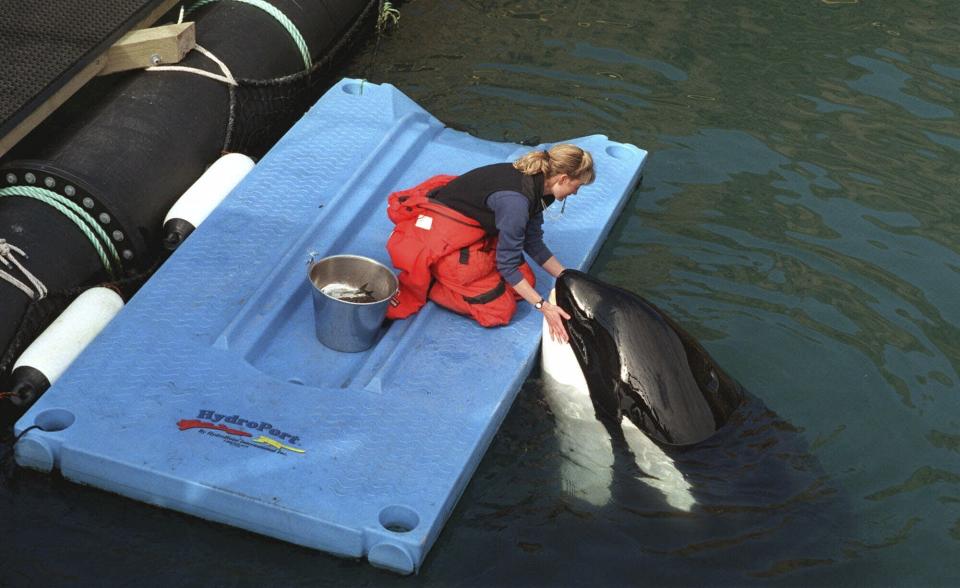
[5,173,15,184]
[44,176,56,188]
[65,185,77,197]
[82,196,94,208]
[150,53,162,65]
[122,249,134,260]
[98,212,111,224]
[112,230,124,242]
[24,172,35,184]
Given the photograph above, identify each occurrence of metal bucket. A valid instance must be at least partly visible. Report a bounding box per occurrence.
[308,255,398,352]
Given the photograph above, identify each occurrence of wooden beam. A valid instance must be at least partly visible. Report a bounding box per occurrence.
[100,22,196,76]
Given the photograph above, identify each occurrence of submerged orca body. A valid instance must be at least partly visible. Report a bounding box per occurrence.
[554,269,743,447]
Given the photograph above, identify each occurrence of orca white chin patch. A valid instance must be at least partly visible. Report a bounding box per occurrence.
[541,289,696,512]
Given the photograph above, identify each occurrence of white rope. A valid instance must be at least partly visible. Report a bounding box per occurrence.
[146,44,238,86]
[0,267,35,299]
[0,239,48,300]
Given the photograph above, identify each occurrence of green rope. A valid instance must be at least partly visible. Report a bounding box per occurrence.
[187,0,313,70]
[0,186,120,277]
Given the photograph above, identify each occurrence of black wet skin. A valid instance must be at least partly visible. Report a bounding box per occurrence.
[555,270,743,446]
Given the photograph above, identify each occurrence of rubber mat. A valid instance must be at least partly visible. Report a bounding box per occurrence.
[0,0,172,146]
[14,79,646,573]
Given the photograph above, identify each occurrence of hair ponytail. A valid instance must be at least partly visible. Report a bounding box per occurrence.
[512,150,552,176]
[513,143,595,184]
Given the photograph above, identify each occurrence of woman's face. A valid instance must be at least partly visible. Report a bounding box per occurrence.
[550,174,585,200]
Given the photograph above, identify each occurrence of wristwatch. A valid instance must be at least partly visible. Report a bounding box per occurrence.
[534,298,546,310]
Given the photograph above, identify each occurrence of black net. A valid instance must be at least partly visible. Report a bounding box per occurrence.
[0,292,74,377]
[223,0,380,156]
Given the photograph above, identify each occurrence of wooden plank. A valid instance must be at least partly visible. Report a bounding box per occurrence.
[100,22,196,75]
[0,0,181,159]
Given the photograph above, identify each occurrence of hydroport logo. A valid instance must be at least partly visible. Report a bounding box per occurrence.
[177,409,305,454]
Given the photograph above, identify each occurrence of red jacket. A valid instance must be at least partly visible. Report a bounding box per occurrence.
[386,175,534,327]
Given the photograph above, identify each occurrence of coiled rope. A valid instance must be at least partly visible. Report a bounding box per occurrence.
[0,239,48,300]
[0,186,120,277]
[186,0,313,70]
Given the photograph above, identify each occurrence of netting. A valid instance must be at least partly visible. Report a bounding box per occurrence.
[223,0,380,156]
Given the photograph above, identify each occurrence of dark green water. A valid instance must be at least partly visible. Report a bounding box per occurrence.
[3,1,959,585]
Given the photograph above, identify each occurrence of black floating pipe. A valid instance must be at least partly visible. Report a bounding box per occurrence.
[0,0,379,380]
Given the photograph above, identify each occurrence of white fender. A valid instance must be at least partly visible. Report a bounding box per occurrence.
[14,286,124,385]
[162,152,255,248]
[540,288,695,511]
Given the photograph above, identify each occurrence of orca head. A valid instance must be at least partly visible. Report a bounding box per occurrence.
[555,270,743,446]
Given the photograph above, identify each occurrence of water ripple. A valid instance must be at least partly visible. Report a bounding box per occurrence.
[846,55,954,119]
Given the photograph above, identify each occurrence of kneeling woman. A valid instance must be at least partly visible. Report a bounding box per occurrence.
[385,143,594,343]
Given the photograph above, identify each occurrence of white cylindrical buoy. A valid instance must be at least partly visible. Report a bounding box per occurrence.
[9,287,124,406]
[162,152,255,249]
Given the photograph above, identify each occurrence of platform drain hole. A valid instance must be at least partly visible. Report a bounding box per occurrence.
[605,144,632,159]
[35,408,76,432]
[342,82,364,95]
[288,378,304,385]
[379,505,419,533]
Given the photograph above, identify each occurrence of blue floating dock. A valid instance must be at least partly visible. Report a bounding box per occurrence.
[14,79,646,573]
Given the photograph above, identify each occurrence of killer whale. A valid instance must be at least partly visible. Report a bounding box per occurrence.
[539,269,745,509]
[553,269,743,447]
[539,272,853,570]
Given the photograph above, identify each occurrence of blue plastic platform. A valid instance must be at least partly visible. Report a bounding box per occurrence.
[15,79,646,573]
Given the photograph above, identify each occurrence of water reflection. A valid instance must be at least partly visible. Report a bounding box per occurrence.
[444,381,854,584]
[847,54,953,119]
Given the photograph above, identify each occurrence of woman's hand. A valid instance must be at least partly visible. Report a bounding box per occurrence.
[509,277,571,342]
[540,301,571,343]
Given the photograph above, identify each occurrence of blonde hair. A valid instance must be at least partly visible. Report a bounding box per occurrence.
[513,144,595,184]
